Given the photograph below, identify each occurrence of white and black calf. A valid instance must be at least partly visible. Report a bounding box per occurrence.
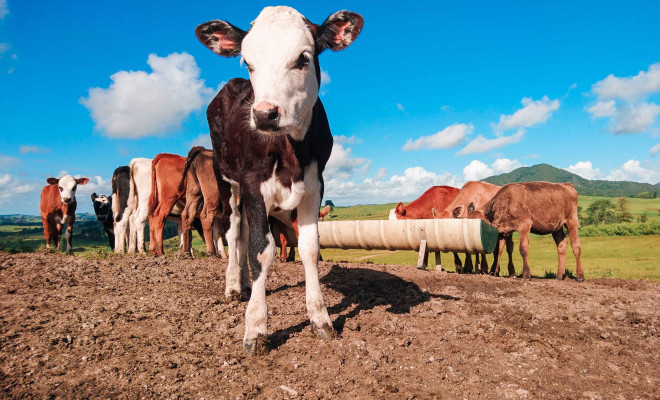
[196,6,363,355]
[91,193,114,249]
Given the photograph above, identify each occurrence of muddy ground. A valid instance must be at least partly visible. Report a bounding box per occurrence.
[0,250,658,399]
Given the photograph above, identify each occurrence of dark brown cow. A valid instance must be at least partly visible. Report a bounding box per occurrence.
[179,146,227,258]
[440,181,515,276]
[148,153,187,256]
[389,186,465,271]
[469,181,584,281]
[196,6,363,354]
[40,175,89,255]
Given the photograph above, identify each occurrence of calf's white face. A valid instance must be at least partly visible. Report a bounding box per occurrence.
[47,175,89,204]
[196,6,363,141]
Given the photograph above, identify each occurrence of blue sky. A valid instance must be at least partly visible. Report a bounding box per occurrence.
[1,0,659,214]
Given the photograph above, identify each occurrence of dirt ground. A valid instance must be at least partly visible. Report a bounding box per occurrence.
[0,250,658,399]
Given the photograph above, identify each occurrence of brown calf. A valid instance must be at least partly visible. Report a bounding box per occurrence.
[179,146,227,258]
[440,181,515,276]
[148,153,187,256]
[469,181,583,281]
[40,175,89,255]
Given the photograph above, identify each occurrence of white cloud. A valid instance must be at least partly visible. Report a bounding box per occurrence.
[19,145,49,154]
[457,130,524,155]
[374,168,387,180]
[403,123,473,151]
[0,174,36,208]
[189,133,212,149]
[396,103,405,112]
[494,96,560,133]
[0,0,7,19]
[0,43,9,54]
[334,135,361,145]
[320,69,331,86]
[606,159,660,184]
[325,143,369,181]
[80,52,214,138]
[463,158,522,181]
[325,166,460,205]
[0,152,17,167]
[588,63,660,134]
[651,144,660,157]
[74,175,111,196]
[565,161,601,180]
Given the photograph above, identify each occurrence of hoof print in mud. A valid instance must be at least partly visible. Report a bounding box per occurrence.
[311,323,337,340]
[244,336,269,356]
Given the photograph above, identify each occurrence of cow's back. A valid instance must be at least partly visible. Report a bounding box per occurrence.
[400,185,460,219]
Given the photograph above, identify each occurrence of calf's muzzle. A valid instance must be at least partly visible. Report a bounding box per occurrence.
[252,102,281,131]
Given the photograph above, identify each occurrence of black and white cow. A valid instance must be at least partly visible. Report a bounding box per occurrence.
[111,166,131,253]
[196,6,363,355]
[91,193,114,249]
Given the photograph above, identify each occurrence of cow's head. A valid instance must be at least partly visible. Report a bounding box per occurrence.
[394,202,407,218]
[46,175,88,205]
[91,193,112,222]
[196,7,363,140]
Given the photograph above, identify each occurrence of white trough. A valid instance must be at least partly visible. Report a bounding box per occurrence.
[318,219,498,269]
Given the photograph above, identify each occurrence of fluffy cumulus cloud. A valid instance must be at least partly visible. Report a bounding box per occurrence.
[565,161,601,180]
[457,130,524,155]
[80,52,214,138]
[0,173,36,208]
[493,96,560,133]
[588,63,660,134]
[463,158,522,181]
[74,175,111,197]
[606,159,660,184]
[325,143,370,181]
[324,166,460,205]
[403,123,473,151]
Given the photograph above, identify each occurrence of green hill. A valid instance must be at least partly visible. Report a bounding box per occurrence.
[482,163,659,197]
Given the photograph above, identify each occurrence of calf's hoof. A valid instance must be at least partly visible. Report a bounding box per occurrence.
[523,272,531,280]
[311,322,336,340]
[576,276,585,283]
[244,335,269,356]
[225,290,242,303]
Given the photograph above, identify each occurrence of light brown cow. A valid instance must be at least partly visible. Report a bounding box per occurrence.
[468,181,583,281]
[40,175,89,255]
[440,181,515,276]
[179,146,227,258]
[272,205,331,261]
[148,153,187,256]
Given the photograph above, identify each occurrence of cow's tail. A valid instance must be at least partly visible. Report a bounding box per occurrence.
[112,169,125,223]
[148,156,161,216]
[178,146,205,193]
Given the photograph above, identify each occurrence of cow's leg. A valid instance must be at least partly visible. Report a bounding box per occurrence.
[298,187,334,341]
[180,199,197,255]
[505,235,516,277]
[128,212,138,253]
[135,210,148,253]
[200,207,216,257]
[114,217,128,254]
[238,209,250,293]
[566,218,584,282]
[453,253,463,273]
[64,219,75,255]
[55,222,62,250]
[224,184,243,299]
[480,252,488,274]
[212,218,227,259]
[279,231,288,262]
[490,237,502,276]
[552,228,568,281]
[287,246,296,262]
[519,228,532,280]
[242,192,274,355]
[463,253,473,274]
[42,216,51,249]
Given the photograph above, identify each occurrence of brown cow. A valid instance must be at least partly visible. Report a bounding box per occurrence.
[440,181,515,276]
[273,205,331,261]
[389,186,465,271]
[468,181,584,281]
[148,153,187,256]
[179,146,227,258]
[40,175,89,255]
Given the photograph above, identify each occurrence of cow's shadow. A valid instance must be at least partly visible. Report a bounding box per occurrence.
[268,264,459,349]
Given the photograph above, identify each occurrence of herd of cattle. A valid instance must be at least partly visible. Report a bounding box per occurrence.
[36,7,584,355]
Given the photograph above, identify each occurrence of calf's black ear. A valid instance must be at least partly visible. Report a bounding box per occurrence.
[91,193,98,201]
[196,20,247,57]
[316,11,363,53]
[47,177,59,185]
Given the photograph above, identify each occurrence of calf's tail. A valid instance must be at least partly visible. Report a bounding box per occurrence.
[178,146,205,193]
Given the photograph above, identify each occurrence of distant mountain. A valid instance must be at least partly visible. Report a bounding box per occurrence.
[482,164,659,197]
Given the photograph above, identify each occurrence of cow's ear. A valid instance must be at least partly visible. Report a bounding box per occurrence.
[452,205,465,218]
[91,193,98,201]
[196,20,246,57]
[316,11,363,53]
[395,202,405,217]
[46,177,59,185]
[467,202,476,214]
[76,177,89,185]
[320,205,331,218]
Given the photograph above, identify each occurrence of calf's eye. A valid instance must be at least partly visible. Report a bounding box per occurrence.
[294,53,310,70]
[58,187,63,192]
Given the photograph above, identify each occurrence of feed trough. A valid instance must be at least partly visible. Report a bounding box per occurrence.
[318,219,498,269]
